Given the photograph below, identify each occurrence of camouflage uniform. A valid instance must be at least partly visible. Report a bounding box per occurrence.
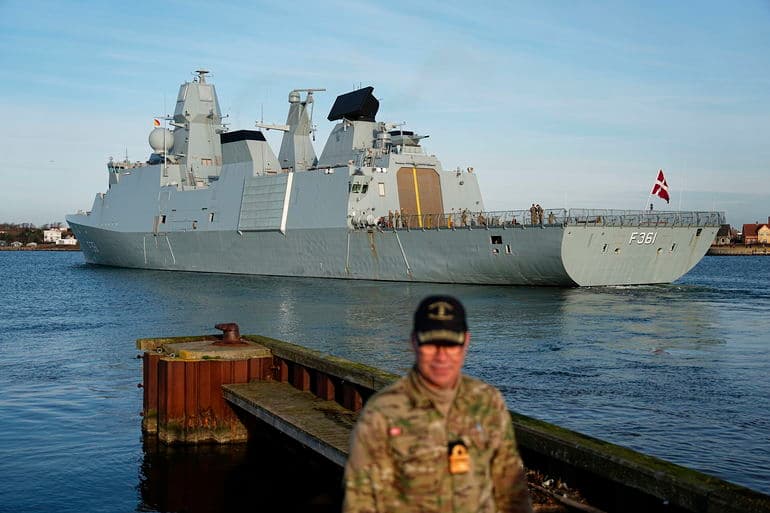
[343,369,532,513]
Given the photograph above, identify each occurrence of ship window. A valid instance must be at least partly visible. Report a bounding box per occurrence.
[696,228,703,236]
[602,243,608,253]
[351,183,362,193]
[192,221,198,230]
[161,215,166,224]
[201,158,212,166]
[490,235,502,245]
[671,243,677,252]
[492,248,499,255]
[209,212,215,223]
[361,184,369,194]
[378,182,385,196]
[505,244,511,254]
[614,248,620,253]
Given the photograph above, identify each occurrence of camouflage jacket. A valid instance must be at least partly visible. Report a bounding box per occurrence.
[343,369,533,513]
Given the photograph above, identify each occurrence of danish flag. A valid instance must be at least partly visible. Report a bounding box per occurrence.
[651,169,670,203]
[153,118,161,127]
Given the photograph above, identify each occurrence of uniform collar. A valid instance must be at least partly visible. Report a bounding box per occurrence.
[407,367,462,413]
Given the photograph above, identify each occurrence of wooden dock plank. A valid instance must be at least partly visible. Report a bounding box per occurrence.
[223,381,358,468]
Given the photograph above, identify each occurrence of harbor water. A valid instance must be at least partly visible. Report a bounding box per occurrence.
[1,251,768,512]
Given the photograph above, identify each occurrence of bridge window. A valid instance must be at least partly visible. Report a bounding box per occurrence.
[361,184,369,194]
[378,182,385,196]
[351,183,362,193]
[161,215,166,224]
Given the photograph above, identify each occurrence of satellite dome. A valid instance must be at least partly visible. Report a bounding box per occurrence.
[149,128,174,153]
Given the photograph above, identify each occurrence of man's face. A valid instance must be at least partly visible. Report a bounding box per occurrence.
[412,333,470,390]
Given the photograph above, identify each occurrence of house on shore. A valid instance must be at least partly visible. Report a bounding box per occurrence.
[742,217,770,245]
[713,224,735,246]
[44,229,61,243]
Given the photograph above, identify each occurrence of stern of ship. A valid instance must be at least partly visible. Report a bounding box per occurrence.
[559,210,722,286]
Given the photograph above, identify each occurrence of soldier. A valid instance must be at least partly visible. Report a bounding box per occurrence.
[343,296,533,513]
[529,204,537,225]
[535,204,543,225]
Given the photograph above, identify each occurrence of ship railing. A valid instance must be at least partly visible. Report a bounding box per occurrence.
[365,209,570,231]
[565,209,725,228]
[355,209,724,231]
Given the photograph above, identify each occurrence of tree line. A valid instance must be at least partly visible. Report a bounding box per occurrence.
[0,223,68,244]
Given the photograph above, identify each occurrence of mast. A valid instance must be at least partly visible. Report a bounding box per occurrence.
[276,88,325,172]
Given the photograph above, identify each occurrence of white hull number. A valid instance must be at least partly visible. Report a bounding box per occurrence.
[629,232,657,245]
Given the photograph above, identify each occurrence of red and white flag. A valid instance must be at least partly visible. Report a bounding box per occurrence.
[651,169,670,203]
[153,118,161,127]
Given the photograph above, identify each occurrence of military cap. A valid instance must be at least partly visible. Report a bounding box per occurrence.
[413,295,468,346]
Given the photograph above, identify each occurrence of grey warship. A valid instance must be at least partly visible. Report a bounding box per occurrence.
[67,70,724,286]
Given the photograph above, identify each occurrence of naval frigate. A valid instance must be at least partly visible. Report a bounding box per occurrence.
[66,70,724,286]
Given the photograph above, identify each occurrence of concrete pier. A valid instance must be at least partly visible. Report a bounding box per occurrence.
[137,329,770,513]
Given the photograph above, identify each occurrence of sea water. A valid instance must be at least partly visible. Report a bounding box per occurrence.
[1,252,768,512]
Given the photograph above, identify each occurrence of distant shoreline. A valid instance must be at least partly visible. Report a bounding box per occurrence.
[707,244,769,256]
[0,245,80,252]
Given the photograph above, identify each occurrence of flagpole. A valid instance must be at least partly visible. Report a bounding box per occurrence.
[642,194,652,212]
[677,171,684,212]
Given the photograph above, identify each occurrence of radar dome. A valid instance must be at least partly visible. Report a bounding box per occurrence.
[149,128,174,153]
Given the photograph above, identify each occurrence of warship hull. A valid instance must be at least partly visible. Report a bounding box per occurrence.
[68,220,718,286]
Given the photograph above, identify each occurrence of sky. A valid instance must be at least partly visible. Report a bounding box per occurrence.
[0,0,768,227]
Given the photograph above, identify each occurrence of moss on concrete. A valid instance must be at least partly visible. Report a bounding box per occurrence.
[136,335,212,351]
[243,334,398,390]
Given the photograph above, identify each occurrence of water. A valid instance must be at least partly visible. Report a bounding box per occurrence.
[1,252,768,512]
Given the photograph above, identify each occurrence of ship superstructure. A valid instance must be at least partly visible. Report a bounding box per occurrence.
[67,71,724,286]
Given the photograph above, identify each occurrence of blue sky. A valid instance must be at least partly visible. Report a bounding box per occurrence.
[1,0,768,226]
